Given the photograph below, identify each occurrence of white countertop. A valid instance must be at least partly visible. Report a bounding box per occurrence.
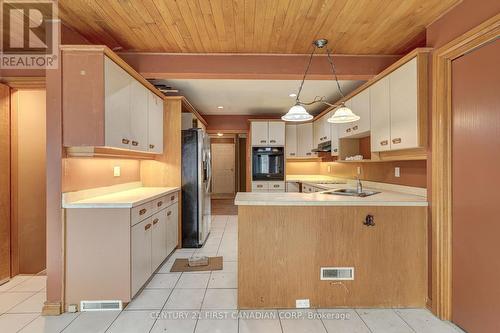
[235,184,428,207]
[286,175,339,182]
[63,186,180,209]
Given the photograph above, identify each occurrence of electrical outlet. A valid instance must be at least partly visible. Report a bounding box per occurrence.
[68,304,78,313]
[113,166,121,177]
[395,167,400,178]
[357,166,361,175]
[295,299,310,308]
[327,165,332,173]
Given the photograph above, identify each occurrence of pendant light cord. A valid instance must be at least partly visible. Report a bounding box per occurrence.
[295,46,317,104]
[326,48,345,98]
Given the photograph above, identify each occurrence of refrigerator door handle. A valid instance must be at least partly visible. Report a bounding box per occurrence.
[206,152,212,193]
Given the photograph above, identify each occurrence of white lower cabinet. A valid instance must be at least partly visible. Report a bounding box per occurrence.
[286,182,300,192]
[131,218,153,296]
[151,211,168,272]
[166,203,179,255]
[252,181,285,193]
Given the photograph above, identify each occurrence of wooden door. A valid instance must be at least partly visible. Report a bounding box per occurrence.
[211,143,235,194]
[370,76,391,152]
[268,122,285,146]
[0,84,10,284]
[250,122,268,146]
[104,57,131,149]
[451,40,500,333]
[390,57,418,150]
[148,92,163,154]
[285,125,297,157]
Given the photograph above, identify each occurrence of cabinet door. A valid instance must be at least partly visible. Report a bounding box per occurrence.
[351,88,370,135]
[130,80,149,151]
[313,118,322,146]
[331,122,340,156]
[148,92,164,154]
[131,218,152,296]
[338,99,353,138]
[151,211,167,271]
[322,113,332,142]
[166,203,178,254]
[286,182,300,192]
[390,57,418,150]
[297,123,315,158]
[104,57,131,149]
[268,122,285,145]
[251,122,268,146]
[370,77,391,152]
[285,125,297,157]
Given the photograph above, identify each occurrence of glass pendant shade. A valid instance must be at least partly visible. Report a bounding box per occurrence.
[327,105,360,124]
[281,104,313,122]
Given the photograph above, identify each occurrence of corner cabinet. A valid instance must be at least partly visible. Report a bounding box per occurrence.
[62,46,164,155]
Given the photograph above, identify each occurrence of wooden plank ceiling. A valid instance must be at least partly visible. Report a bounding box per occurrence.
[58,0,459,54]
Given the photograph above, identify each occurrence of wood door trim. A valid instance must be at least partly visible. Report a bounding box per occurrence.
[431,13,500,320]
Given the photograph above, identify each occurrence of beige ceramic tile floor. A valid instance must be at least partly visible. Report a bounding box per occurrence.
[0,215,465,333]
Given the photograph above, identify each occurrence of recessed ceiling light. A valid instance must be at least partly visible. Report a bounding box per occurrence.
[217,133,223,137]
[289,93,297,97]
[217,106,224,109]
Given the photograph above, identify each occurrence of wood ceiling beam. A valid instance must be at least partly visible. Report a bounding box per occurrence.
[118,53,401,81]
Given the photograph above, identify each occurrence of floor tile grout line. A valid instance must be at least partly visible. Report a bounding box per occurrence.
[393,309,418,333]
[57,311,82,333]
[14,313,41,333]
[354,309,375,333]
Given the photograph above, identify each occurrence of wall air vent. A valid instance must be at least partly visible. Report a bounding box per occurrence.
[320,267,354,281]
[80,300,122,312]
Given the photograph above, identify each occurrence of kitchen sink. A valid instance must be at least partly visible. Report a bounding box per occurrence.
[321,188,380,197]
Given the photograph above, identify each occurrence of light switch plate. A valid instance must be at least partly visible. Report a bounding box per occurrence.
[395,167,401,178]
[357,166,361,175]
[296,299,310,308]
[113,166,121,177]
[327,165,332,173]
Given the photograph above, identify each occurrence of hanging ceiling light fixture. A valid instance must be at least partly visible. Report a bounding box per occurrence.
[281,39,360,124]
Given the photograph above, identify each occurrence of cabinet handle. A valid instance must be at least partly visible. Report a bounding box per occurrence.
[380,140,388,146]
[122,138,130,144]
[273,184,280,188]
[363,215,375,227]
[353,125,358,131]
[260,140,266,143]
[132,141,139,146]
[149,144,155,149]
[290,153,296,156]
[257,185,263,188]
[157,201,163,207]
[170,195,175,201]
[333,148,338,152]
[392,138,402,144]
[306,152,311,156]
[346,128,351,133]
[145,223,152,230]
[152,218,159,225]
[139,208,147,216]
[270,140,276,143]
[167,211,172,216]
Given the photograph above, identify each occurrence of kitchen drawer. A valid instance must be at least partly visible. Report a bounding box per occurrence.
[268,189,285,193]
[165,191,179,206]
[131,201,154,226]
[268,181,285,191]
[152,195,167,213]
[252,181,269,191]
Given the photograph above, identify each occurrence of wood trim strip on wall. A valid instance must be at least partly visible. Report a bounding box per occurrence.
[431,13,500,320]
[0,83,11,283]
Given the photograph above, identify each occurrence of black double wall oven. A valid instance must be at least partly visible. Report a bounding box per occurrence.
[252,147,285,181]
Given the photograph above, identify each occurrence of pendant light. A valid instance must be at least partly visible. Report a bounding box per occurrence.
[282,38,360,124]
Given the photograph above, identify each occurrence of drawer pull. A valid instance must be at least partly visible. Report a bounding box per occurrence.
[346,128,351,133]
[273,184,280,188]
[333,148,338,152]
[132,141,139,146]
[145,223,152,230]
[380,140,388,146]
[290,153,296,156]
[353,125,358,131]
[149,144,155,149]
[392,138,402,144]
[170,195,175,201]
[122,138,130,144]
[139,208,147,216]
[257,185,263,188]
[260,140,266,143]
[270,140,276,143]
[167,211,172,216]
[152,218,159,225]
[306,152,311,156]
[157,201,163,207]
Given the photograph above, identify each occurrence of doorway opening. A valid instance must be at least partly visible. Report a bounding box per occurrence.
[0,84,47,289]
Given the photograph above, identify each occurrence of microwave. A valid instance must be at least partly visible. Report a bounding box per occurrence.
[252,147,285,181]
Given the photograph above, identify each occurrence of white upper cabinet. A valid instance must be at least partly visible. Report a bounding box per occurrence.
[251,121,269,146]
[251,121,285,146]
[104,57,132,149]
[285,125,297,157]
[390,57,418,150]
[148,92,164,154]
[313,113,333,147]
[338,99,353,138]
[268,122,285,145]
[297,123,315,158]
[331,123,340,156]
[130,80,149,151]
[351,88,371,135]
[370,76,391,152]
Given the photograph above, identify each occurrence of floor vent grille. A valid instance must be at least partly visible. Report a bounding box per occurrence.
[80,300,122,312]
[320,267,354,280]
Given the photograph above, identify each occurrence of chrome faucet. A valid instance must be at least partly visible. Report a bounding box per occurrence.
[356,177,363,194]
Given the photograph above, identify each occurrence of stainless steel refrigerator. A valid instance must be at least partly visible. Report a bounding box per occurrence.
[181,128,212,247]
